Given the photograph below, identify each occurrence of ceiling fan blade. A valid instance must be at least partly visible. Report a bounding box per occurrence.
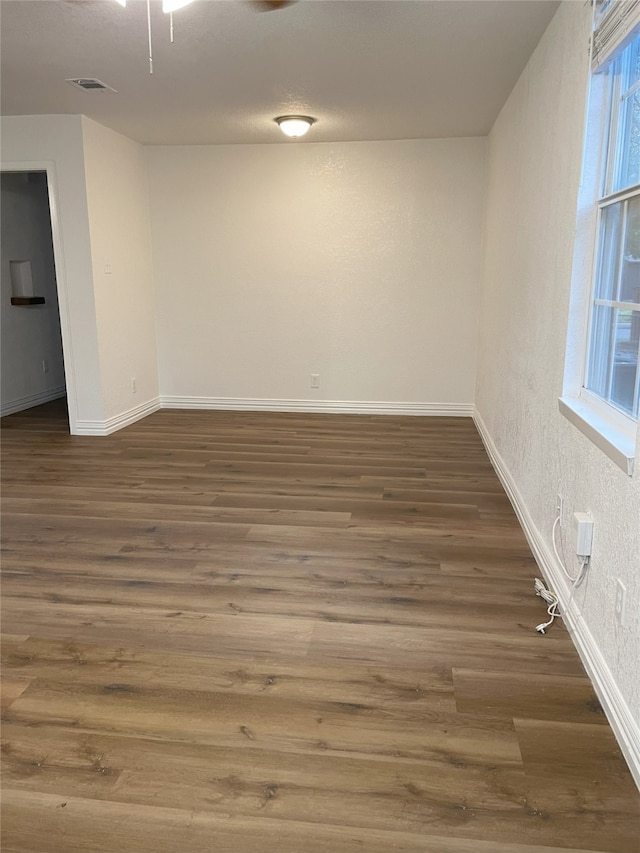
[250,0,296,11]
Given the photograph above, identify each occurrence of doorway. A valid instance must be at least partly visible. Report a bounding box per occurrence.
[1,170,68,426]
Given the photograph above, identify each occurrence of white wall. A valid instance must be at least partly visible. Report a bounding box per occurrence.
[82,117,159,422]
[1,115,159,433]
[147,138,486,411]
[1,116,104,429]
[1,172,66,414]
[476,0,640,780]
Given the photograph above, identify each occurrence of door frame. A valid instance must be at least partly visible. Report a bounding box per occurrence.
[1,160,78,432]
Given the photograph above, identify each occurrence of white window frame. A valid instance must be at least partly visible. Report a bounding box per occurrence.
[560,5,640,476]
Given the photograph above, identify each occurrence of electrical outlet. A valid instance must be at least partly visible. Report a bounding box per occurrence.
[615,579,627,626]
[310,374,320,389]
[42,359,49,374]
[555,494,564,522]
[131,377,137,394]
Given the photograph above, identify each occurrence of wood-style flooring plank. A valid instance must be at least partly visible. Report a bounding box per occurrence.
[2,637,456,712]
[2,790,617,853]
[453,668,607,724]
[307,620,588,676]
[1,600,314,661]
[1,678,33,710]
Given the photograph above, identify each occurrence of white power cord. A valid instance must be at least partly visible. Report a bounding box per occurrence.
[534,577,560,634]
[552,515,590,584]
[534,514,590,634]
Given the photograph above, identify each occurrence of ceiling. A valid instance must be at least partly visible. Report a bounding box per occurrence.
[0,0,560,145]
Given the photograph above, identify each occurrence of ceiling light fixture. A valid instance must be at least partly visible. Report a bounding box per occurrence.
[275,116,316,138]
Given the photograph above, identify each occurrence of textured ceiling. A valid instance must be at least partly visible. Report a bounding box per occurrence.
[0,0,560,145]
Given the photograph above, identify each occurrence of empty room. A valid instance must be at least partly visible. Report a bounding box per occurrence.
[1,1,639,851]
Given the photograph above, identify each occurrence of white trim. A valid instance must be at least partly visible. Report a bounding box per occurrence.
[74,398,160,436]
[473,408,640,792]
[593,298,640,310]
[0,160,79,434]
[559,395,636,475]
[598,182,640,207]
[0,386,66,418]
[73,397,472,435]
[159,396,473,417]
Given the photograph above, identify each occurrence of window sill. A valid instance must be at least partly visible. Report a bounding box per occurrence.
[559,396,636,476]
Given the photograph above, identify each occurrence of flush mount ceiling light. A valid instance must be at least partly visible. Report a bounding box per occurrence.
[275,116,316,138]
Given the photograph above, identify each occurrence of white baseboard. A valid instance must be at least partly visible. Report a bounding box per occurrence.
[0,386,66,417]
[160,396,473,417]
[74,398,161,436]
[473,408,640,791]
[69,396,473,435]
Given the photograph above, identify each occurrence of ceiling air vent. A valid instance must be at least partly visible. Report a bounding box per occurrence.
[66,78,117,93]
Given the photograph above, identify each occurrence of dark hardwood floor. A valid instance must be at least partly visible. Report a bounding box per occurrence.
[1,400,639,852]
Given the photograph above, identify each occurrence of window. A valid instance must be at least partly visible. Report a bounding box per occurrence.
[561,5,640,475]
[586,35,640,420]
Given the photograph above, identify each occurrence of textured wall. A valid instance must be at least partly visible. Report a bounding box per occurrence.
[1,173,66,411]
[147,138,487,407]
[477,0,640,727]
[82,118,159,420]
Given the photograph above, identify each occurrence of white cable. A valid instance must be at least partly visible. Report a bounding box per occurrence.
[536,597,560,634]
[566,555,589,613]
[534,515,591,634]
[534,577,556,603]
[147,0,154,74]
[552,515,589,584]
[534,577,560,633]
